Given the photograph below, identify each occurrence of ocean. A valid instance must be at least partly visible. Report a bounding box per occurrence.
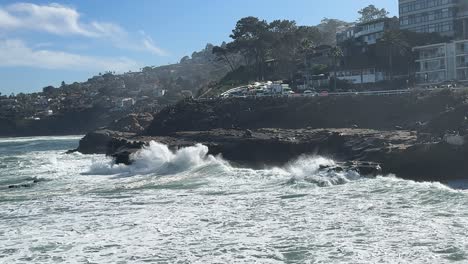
[0,136,467,263]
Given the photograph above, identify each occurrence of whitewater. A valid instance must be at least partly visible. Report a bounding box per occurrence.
[0,136,467,263]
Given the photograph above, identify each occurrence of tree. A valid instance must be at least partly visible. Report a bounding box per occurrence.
[229,17,270,80]
[180,56,190,64]
[212,46,235,71]
[329,46,343,91]
[317,18,349,45]
[358,5,389,23]
[142,66,154,72]
[379,30,409,80]
[312,64,329,75]
[42,85,56,94]
[269,19,297,34]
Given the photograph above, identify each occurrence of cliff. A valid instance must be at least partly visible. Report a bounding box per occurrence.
[74,89,468,183]
[145,89,465,136]
[0,107,119,137]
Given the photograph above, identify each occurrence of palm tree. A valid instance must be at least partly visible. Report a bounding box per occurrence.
[379,30,409,81]
[329,46,343,91]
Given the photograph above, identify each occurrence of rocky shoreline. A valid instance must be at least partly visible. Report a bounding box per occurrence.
[72,90,468,183]
[72,127,468,183]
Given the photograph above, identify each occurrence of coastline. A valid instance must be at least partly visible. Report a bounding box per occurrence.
[62,89,468,183]
[72,126,468,183]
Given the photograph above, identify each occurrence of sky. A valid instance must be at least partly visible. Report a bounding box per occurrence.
[0,0,398,94]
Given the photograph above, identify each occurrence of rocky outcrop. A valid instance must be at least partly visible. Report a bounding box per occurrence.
[145,90,466,136]
[108,113,154,133]
[75,127,468,183]
[72,129,136,154]
[74,89,468,184]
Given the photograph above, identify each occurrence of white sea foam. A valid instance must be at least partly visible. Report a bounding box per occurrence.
[87,141,228,177]
[87,141,360,188]
[0,135,83,144]
[1,136,468,263]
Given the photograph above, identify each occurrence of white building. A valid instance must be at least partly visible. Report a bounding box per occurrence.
[413,39,468,84]
[120,98,135,108]
[154,88,166,97]
[335,68,386,84]
[336,18,399,45]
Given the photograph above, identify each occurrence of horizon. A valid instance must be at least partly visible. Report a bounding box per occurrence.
[0,0,398,95]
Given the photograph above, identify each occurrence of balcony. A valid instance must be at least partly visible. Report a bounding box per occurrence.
[457,56,468,68]
[456,43,468,55]
[417,46,446,60]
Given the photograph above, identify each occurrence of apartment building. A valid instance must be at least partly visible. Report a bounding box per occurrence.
[399,0,468,39]
[336,17,399,45]
[414,39,468,83]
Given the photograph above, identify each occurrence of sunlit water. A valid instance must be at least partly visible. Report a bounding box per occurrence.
[0,136,467,263]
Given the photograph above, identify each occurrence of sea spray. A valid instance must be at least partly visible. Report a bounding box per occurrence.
[87,141,362,187]
[2,136,468,263]
[86,141,228,177]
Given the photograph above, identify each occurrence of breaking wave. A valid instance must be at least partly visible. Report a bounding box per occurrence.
[86,141,228,176]
[3,136,468,263]
[281,156,362,187]
[86,141,363,187]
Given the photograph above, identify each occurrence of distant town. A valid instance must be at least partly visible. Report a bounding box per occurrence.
[1,0,468,121]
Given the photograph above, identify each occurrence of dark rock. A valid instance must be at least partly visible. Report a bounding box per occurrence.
[327,166,344,173]
[76,90,468,183]
[108,113,154,133]
[244,129,253,138]
[73,129,136,154]
[355,163,382,177]
[8,184,33,189]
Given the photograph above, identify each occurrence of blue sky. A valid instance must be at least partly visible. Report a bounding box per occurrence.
[0,0,398,94]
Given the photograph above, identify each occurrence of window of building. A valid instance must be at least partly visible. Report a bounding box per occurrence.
[400,0,455,15]
[457,56,468,68]
[456,42,468,55]
[457,68,468,80]
[420,58,446,71]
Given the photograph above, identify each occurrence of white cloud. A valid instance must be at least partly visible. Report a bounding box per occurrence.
[140,31,168,56]
[0,2,167,56]
[0,8,19,28]
[0,39,139,72]
[34,42,54,48]
[2,3,98,36]
[89,21,127,38]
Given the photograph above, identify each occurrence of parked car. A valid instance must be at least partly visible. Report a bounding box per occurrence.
[303,90,317,97]
[319,91,329,97]
[439,80,458,89]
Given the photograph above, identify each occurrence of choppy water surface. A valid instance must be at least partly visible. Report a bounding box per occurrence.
[0,136,467,263]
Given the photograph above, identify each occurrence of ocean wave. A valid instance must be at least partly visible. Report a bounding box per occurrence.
[85,141,363,187]
[0,135,83,144]
[280,156,361,187]
[85,141,229,177]
[3,137,468,263]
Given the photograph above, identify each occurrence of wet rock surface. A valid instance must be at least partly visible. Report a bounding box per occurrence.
[74,127,468,183]
[73,90,468,183]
